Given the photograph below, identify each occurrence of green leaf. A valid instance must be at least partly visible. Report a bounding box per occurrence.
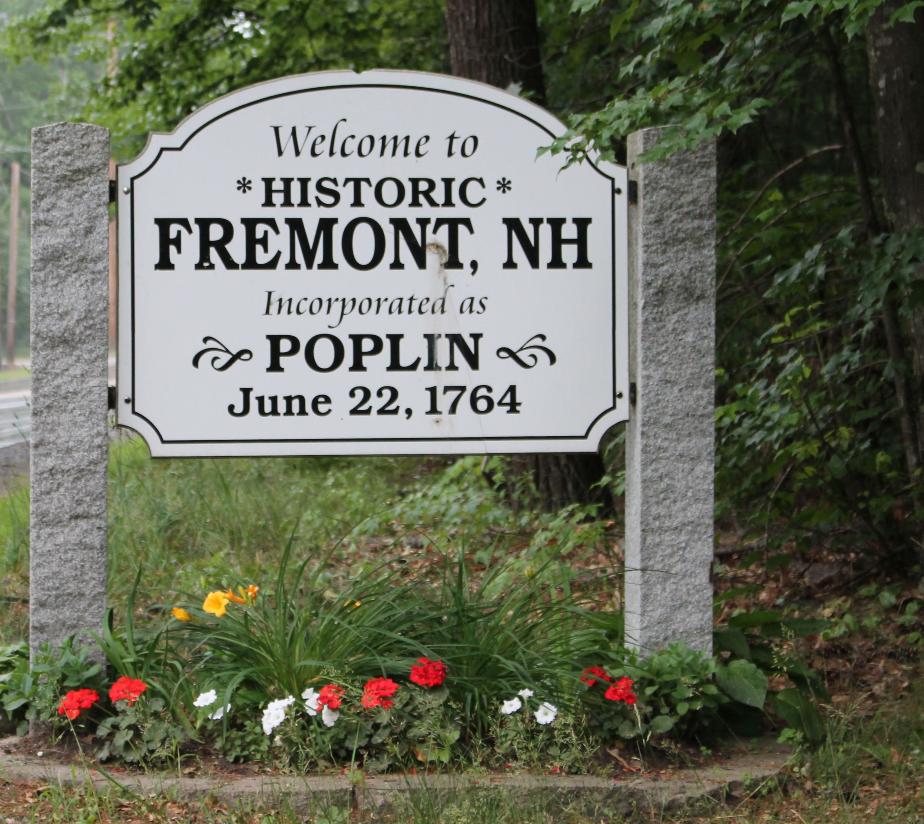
[650,715,675,734]
[772,688,824,743]
[781,1,816,24]
[780,618,828,636]
[570,0,601,12]
[714,628,751,658]
[878,589,898,608]
[890,2,924,25]
[715,660,768,709]
[618,720,636,738]
[728,610,782,629]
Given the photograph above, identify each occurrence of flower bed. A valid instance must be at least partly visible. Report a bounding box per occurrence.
[0,549,792,773]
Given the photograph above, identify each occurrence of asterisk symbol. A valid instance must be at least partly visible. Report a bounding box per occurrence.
[496,177,512,193]
[236,176,252,193]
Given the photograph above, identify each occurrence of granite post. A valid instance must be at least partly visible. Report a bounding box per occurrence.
[30,123,110,662]
[624,128,716,655]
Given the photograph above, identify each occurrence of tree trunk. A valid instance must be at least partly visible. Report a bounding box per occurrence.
[867,3,924,561]
[444,0,546,102]
[444,0,611,513]
[867,3,924,468]
[823,25,920,484]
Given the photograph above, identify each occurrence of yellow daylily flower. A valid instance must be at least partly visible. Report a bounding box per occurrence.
[203,591,230,617]
[171,607,191,622]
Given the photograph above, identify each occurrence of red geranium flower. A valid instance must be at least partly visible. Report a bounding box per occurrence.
[409,658,447,688]
[604,676,637,705]
[580,665,612,687]
[57,688,99,720]
[108,676,148,705]
[362,677,399,709]
[317,684,345,711]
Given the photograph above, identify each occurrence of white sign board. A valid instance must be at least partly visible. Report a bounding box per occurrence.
[117,71,628,456]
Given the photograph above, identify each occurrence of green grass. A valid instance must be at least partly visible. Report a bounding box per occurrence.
[106,438,430,610]
[0,439,440,645]
[662,679,924,823]
[0,366,29,383]
[0,477,28,644]
[0,438,616,643]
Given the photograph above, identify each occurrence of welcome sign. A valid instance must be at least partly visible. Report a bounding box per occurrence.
[117,71,628,456]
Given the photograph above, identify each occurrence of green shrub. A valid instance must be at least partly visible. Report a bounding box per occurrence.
[0,639,104,736]
[579,645,738,746]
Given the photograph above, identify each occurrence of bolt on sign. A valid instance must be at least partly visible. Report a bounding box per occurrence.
[117,71,628,456]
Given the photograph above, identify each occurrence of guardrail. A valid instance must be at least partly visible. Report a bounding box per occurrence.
[0,391,31,450]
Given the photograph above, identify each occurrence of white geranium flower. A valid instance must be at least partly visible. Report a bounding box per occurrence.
[261,696,296,735]
[193,689,217,708]
[501,697,522,715]
[534,702,557,725]
[517,688,534,699]
[321,706,339,728]
[302,687,320,716]
[209,704,231,721]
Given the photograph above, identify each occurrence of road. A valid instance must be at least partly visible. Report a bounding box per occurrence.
[0,384,30,450]
[0,359,116,469]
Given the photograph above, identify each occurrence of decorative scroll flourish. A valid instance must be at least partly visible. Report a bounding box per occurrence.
[496,334,557,369]
[192,337,253,371]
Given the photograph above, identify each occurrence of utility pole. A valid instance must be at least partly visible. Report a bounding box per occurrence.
[109,158,117,350]
[6,160,20,367]
[107,20,118,351]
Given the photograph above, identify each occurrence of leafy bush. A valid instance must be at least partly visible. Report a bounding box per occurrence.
[0,639,104,736]
[714,608,827,742]
[95,692,189,765]
[580,645,744,745]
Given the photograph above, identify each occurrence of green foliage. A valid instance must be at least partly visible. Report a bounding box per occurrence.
[584,645,733,745]
[714,608,827,741]
[5,0,447,155]
[362,456,522,536]
[546,1,803,163]
[773,687,825,743]
[491,702,594,772]
[169,545,617,744]
[0,481,28,583]
[0,639,104,736]
[270,683,463,773]
[542,0,924,556]
[95,693,189,765]
[106,441,421,612]
[804,683,924,804]
[820,581,923,647]
[716,228,924,551]
[715,659,768,709]
[97,567,197,722]
[215,713,271,763]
